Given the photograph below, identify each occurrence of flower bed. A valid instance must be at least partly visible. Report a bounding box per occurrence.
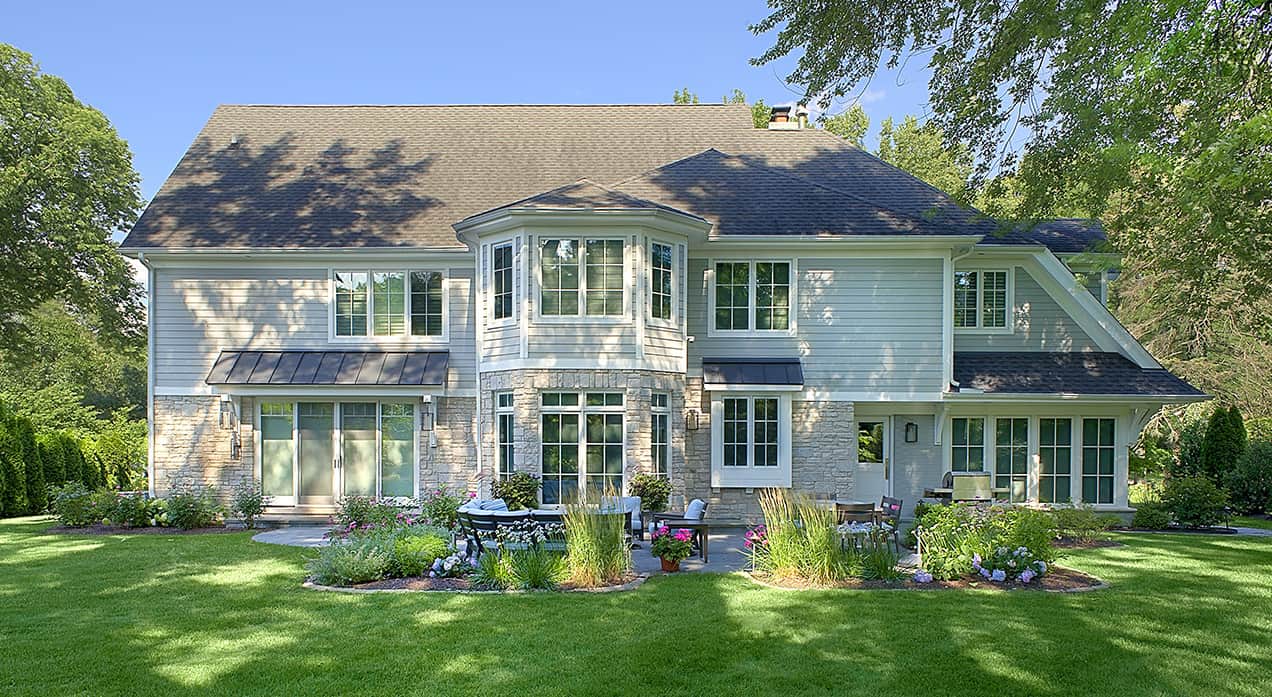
[911,502,1062,586]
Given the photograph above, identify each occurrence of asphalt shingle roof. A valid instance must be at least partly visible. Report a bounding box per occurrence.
[122,104,1104,251]
[461,179,706,223]
[953,352,1204,397]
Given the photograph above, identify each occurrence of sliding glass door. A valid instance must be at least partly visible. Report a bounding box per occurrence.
[298,403,335,505]
[341,403,378,497]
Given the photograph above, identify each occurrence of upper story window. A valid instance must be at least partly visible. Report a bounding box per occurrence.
[649,242,674,322]
[334,269,445,338]
[954,270,1009,330]
[540,238,626,317]
[492,242,514,321]
[712,260,792,333]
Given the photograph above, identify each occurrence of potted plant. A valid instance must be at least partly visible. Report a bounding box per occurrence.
[629,473,672,528]
[650,525,694,572]
[491,472,542,511]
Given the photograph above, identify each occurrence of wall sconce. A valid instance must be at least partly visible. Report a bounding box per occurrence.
[230,431,242,460]
[219,397,237,430]
[419,397,435,432]
[904,422,919,443]
[685,409,700,431]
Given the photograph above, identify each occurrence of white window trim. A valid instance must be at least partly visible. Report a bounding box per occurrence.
[706,258,798,337]
[651,392,671,478]
[535,236,631,323]
[495,392,515,480]
[710,393,792,488]
[953,267,1014,335]
[328,268,450,343]
[488,239,518,327]
[647,239,677,328]
[255,399,420,505]
[539,391,627,506]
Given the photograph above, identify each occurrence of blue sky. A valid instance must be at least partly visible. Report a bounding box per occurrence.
[5,0,934,201]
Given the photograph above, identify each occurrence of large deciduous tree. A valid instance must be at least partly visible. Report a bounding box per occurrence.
[819,104,869,146]
[751,1,1272,414]
[876,115,972,201]
[0,44,143,349]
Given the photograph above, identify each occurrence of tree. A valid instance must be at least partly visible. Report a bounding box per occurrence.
[15,418,44,513]
[750,99,770,129]
[0,44,143,349]
[722,89,747,104]
[37,432,65,488]
[672,88,700,105]
[751,2,1272,417]
[819,105,868,146]
[0,407,27,516]
[876,115,972,200]
[1199,405,1247,485]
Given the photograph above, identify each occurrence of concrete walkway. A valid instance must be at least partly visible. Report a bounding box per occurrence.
[253,526,330,547]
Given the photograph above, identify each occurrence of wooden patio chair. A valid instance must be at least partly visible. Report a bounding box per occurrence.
[836,502,878,553]
[879,496,905,553]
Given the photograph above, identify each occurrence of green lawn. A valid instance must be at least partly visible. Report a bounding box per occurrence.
[1234,515,1272,530]
[2,518,1270,696]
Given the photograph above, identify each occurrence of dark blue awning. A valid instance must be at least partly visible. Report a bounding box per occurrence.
[206,351,448,387]
[702,358,804,387]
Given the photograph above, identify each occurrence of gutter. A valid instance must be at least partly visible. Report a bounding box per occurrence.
[139,252,156,498]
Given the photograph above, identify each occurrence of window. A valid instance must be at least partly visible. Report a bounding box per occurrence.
[954,270,1008,329]
[1039,418,1072,504]
[333,269,445,337]
[334,272,368,336]
[650,242,674,321]
[713,261,792,332]
[951,417,985,471]
[410,271,443,336]
[721,396,779,467]
[651,393,669,477]
[492,242,514,321]
[495,393,514,480]
[539,392,624,504]
[379,404,415,497]
[711,394,791,487]
[994,418,1028,502]
[539,238,626,317]
[1082,418,1116,504]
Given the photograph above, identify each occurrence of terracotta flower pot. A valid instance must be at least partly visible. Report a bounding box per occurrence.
[660,556,681,572]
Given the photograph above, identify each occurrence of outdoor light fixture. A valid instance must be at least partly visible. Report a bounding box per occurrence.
[219,397,237,429]
[419,396,435,432]
[685,409,700,431]
[905,421,919,443]
[229,431,241,460]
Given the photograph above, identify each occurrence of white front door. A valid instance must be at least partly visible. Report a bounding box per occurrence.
[855,418,890,503]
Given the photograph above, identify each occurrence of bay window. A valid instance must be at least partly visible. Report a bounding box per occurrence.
[539,238,626,317]
[333,269,446,338]
[495,392,514,480]
[650,242,674,322]
[540,392,625,505]
[651,393,670,476]
[492,242,514,321]
[712,260,792,333]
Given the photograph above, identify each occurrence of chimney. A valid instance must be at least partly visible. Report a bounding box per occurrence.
[795,104,809,129]
[767,105,800,130]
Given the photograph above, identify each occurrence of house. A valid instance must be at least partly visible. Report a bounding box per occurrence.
[120,104,1204,521]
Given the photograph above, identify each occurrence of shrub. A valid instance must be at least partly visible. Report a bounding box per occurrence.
[855,530,903,582]
[1132,502,1171,529]
[504,548,566,590]
[1171,416,1208,478]
[472,550,514,590]
[1051,504,1115,543]
[973,546,1048,584]
[333,496,402,530]
[112,494,154,528]
[751,488,850,585]
[914,503,1057,581]
[1199,405,1247,484]
[15,420,45,514]
[49,482,96,527]
[0,414,28,517]
[306,541,393,586]
[393,534,450,577]
[230,480,267,529]
[1162,476,1229,528]
[37,434,65,488]
[1226,440,1272,514]
[628,473,672,513]
[165,486,222,530]
[563,493,631,587]
[491,472,541,511]
[419,485,465,529]
[91,488,122,524]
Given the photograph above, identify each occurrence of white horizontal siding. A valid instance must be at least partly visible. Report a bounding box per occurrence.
[153,266,475,392]
[955,265,1098,352]
[687,257,945,394]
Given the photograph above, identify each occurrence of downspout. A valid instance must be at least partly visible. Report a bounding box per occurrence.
[140,252,156,498]
[945,246,976,391]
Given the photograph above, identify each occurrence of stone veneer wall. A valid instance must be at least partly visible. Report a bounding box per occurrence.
[421,397,479,495]
[152,395,255,500]
[681,377,856,524]
[477,369,686,498]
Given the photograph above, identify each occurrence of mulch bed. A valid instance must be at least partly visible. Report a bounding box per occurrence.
[45,524,239,536]
[750,565,1104,593]
[1124,526,1238,535]
[333,572,646,594]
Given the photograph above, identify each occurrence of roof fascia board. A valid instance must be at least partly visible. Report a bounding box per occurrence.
[1027,251,1161,368]
[122,247,472,263]
[943,392,1205,404]
[700,235,981,252]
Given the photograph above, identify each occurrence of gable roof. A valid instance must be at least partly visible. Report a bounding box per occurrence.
[121,104,1105,251]
[953,352,1204,398]
[459,179,706,224]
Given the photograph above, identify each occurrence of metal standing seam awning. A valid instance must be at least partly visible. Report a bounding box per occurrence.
[205,350,449,387]
[702,357,804,389]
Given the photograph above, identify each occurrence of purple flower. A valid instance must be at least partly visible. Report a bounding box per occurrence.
[972,553,982,565]
[990,569,1007,583]
[980,567,992,579]
[1035,561,1047,574]
[1019,569,1036,584]
[914,570,933,583]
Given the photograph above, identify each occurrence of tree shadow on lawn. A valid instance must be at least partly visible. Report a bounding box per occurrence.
[2,520,1270,697]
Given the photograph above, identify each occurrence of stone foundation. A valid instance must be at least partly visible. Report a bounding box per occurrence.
[152,395,254,500]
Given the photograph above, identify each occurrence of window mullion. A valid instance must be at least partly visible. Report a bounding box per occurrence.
[748,262,757,332]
